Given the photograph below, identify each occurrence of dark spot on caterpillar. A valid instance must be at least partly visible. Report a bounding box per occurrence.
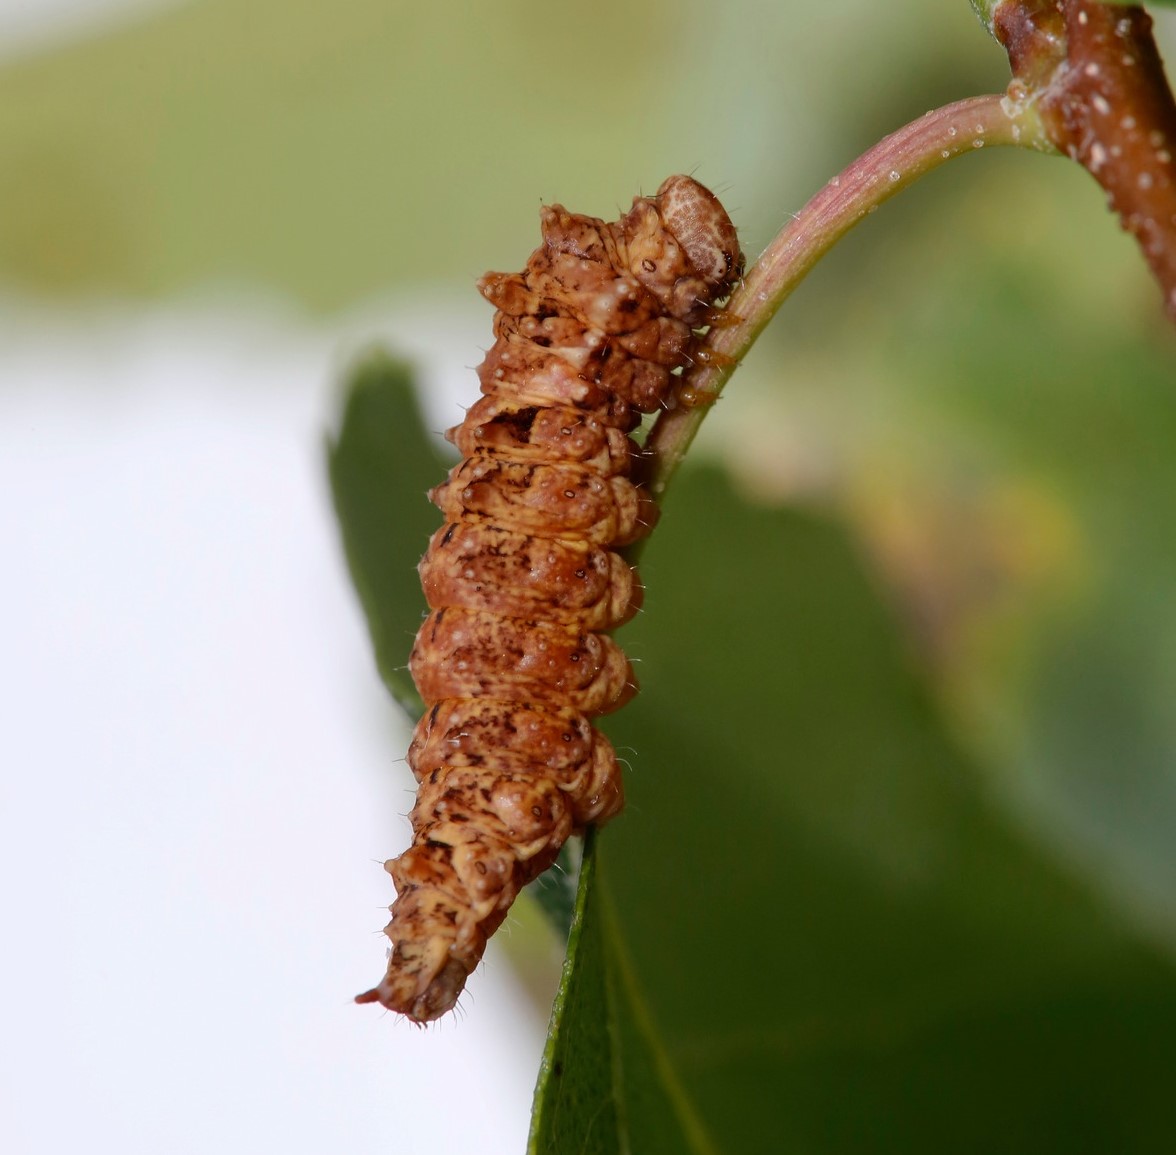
[493,407,540,434]
[357,175,740,1024]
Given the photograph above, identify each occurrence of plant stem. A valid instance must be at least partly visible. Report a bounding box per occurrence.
[638,93,1050,512]
[993,1,1176,322]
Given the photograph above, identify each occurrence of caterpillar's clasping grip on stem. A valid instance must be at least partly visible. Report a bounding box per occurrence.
[357,175,741,1023]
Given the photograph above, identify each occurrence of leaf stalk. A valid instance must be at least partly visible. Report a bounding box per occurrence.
[638,93,1050,514]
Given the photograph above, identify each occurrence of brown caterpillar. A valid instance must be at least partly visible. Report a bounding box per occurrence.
[356,175,741,1023]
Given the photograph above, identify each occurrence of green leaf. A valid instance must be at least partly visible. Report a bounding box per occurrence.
[528,832,622,1155]
[529,830,713,1155]
[533,465,1176,1152]
[326,351,451,717]
[330,362,1176,1148]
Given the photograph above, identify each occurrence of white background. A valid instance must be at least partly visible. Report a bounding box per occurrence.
[0,291,548,1153]
[1,8,550,1153]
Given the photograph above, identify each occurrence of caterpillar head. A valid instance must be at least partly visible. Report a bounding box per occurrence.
[655,174,742,292]
[624,175,742,322]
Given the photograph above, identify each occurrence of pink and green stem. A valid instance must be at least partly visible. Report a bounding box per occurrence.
[642,93,1051,504]
[643,0,1176,508]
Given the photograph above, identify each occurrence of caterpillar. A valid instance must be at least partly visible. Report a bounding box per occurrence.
[356,175,741,1023]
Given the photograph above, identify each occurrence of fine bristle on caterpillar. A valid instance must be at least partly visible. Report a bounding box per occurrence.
[356,175,741,1023]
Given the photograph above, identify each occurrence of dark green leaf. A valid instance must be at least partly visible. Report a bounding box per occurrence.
[326,351,451,717]
[535,464,1176,1153]
[529,830,708,1155]
[528,833,622,1155]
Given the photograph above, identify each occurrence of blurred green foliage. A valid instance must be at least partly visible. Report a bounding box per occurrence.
[10,0,1176,1148]
[332,360,1176,1153]
[0,0,1003,306]
[326,352,441,716]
